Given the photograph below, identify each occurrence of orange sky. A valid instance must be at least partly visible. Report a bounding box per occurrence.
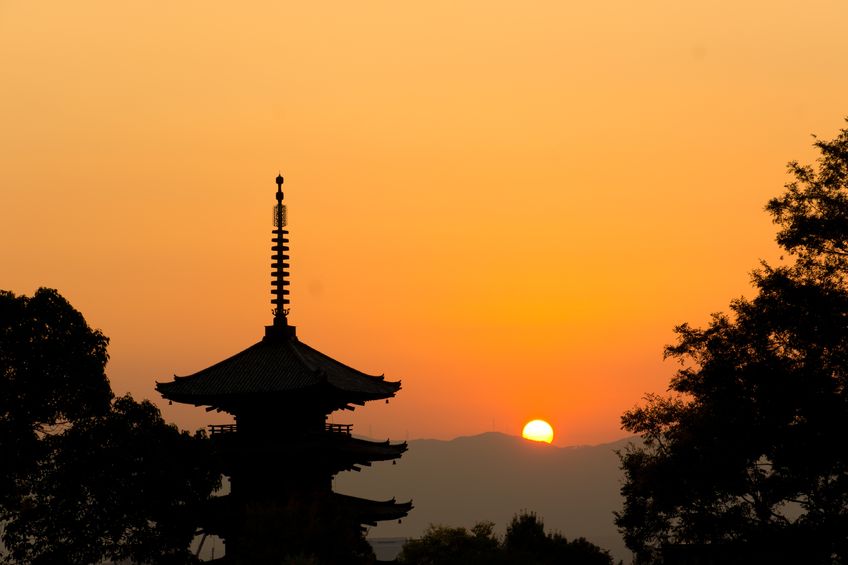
[2,1,848,446]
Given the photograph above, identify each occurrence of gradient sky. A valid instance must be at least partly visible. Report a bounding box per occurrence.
[2,1,848,446]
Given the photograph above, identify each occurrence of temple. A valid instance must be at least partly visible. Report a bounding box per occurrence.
[156,174,411,562]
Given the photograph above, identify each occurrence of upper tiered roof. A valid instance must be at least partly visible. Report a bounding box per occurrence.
[156,174,401,411]
[156,334,400,407]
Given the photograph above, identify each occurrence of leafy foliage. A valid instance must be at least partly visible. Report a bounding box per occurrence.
[400,521,502,565]
[617,123,848,563]
[399,511,614,565]
[504,512,614,565]
[0,288,220,564]
[0,288,112,427]
[768,125,848,266]
[0,288,112,504]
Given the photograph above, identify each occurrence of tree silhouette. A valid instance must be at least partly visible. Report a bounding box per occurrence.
[504,511,615,565]
[617,123,848,563]
[0,288,219,564]
[399,521,503,565]
[399,511,613,565]
[0,288,112,506]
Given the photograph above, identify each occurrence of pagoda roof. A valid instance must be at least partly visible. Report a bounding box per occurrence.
[200,492,412,534]
[156,331,400,406]
[334,493,413,526]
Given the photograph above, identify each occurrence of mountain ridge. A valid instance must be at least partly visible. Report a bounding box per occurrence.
[336,431,638,562]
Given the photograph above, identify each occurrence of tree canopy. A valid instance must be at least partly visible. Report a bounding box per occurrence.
[399,511,614,565]
[0,288,112,503]
[0,288,219,564]
[617,123,848,563]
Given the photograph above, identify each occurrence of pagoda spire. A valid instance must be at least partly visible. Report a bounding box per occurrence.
[268,173,295,338]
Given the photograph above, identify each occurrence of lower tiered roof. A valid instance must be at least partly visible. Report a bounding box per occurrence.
[200,492,413,535]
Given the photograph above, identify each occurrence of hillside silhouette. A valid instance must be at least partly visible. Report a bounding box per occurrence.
[335,432,635,562]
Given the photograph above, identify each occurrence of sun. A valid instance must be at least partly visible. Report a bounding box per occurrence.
[522,419,554,444]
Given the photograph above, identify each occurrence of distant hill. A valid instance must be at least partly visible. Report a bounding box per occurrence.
[335,432,637,563]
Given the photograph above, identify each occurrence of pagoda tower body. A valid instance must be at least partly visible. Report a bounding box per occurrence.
[156,175,411,563]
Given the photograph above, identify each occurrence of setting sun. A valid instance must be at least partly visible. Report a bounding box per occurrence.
[522,420,554,444]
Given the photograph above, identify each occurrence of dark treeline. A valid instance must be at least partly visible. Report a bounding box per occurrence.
[398,511,615,565]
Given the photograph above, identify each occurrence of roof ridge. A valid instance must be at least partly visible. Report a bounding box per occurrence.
[287,335,319,373]
[294,338,390,381]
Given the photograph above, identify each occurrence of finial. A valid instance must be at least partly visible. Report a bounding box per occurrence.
[267,172,295,339]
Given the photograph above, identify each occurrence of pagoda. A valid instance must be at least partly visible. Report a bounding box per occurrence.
[156,174,411,562]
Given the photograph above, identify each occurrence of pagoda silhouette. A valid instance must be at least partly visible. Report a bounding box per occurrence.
[156,174,411,563]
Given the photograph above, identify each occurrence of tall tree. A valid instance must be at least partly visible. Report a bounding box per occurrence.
[0,288,112,513]
[617,123,848,563]
[0,288,219,564]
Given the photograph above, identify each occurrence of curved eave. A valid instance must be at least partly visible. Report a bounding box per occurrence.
[314,435,408,468]
[155,335,401,406]
[155,380,400,410]
[343,436,408,461]
[200,492,412,534]
[334,493,413,526]
[210,432,408,464]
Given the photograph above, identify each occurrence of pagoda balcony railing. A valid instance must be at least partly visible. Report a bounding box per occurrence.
[208,424,237,436]
[326,423,352,436]
[207,423,351,436]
